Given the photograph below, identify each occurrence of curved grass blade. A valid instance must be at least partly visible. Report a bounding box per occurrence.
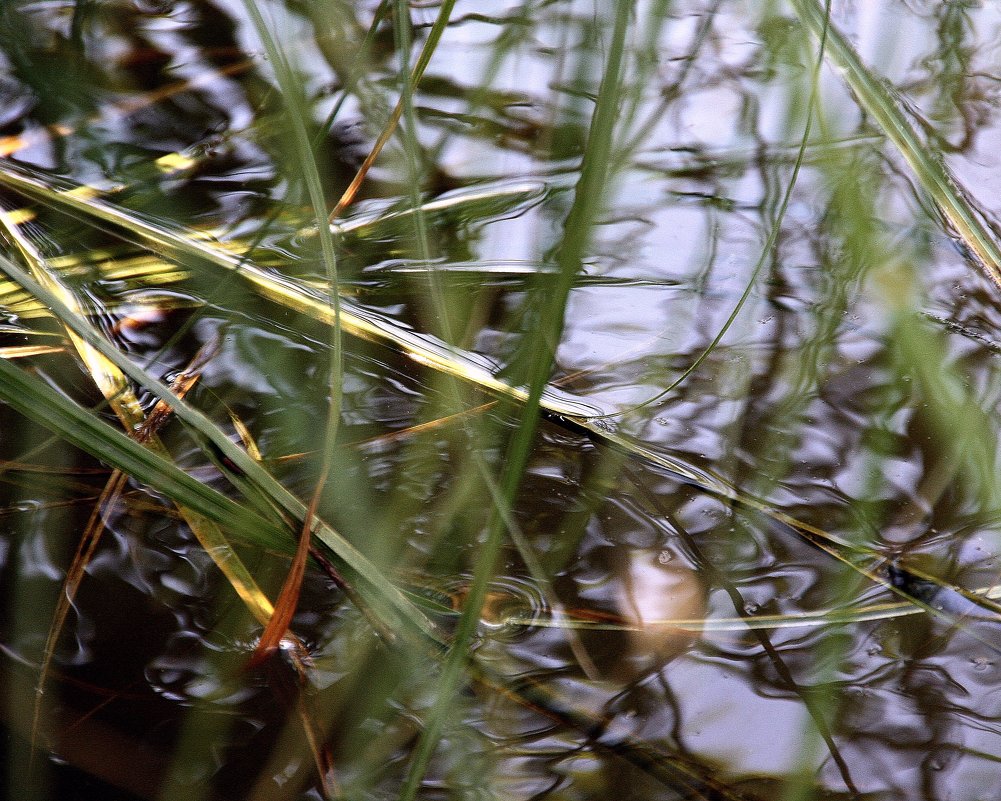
[789,0,1001,287]
[0,159,602,420]
[239,3,345,655]
[0,340,441,703]
[235,4,343,403]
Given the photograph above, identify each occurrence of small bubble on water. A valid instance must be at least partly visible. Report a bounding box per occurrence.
[971,655,993,671]
[657,550,673,565]
[743,602,759,615]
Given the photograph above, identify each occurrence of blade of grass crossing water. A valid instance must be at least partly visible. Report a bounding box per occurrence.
[788,0,1001,287]
[389,0,604,680]
[0,252,441,644]
[0,159,602,419]
[0,355,280,544]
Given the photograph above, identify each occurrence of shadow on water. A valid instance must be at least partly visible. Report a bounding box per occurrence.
[2,1,1001,799]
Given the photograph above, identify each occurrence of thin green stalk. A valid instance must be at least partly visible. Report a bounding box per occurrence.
[392,0,435,278]
[398,3,633,798]
[239,0,343,511]
[789,0,1001,287]
[386,0,603,683]
[316,0,393,141]
[594,0,832,419]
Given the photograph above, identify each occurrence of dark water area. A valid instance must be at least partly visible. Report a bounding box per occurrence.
[2,1,1001,799]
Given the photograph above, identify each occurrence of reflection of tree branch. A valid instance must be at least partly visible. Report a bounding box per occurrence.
[624,465,861,796]
[469,658,751,801]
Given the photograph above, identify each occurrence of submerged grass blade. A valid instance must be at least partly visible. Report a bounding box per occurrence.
[789,0,1001,286]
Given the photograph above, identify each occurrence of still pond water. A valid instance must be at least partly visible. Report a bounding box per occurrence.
[2,1,1001,799]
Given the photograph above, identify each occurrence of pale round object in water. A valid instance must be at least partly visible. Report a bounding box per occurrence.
[607,549,706,681]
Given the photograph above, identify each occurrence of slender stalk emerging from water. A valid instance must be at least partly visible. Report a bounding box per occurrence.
[398,2,634,798]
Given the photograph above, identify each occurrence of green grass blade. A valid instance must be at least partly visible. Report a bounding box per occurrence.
[0,160,601,419]
[0,252,440,644]
[0,354,278,544]
[239,0,343,481]
[398,1,634,796]
[789,0,1001,286]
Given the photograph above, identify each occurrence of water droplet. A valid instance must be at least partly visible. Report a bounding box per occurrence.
[657,550,673,565]
[743,602,759,615]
